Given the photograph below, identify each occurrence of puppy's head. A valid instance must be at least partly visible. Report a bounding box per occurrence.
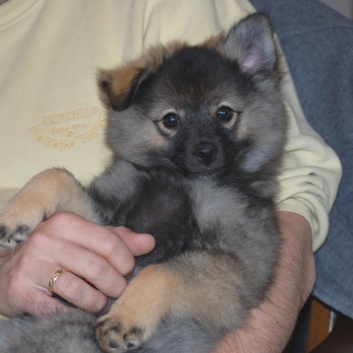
[99,13,287,179]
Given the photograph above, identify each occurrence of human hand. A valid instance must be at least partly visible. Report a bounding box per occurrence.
[0,211,155,317]
[215,211,316,352]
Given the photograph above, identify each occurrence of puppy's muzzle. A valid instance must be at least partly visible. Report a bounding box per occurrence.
[193,142,217,166]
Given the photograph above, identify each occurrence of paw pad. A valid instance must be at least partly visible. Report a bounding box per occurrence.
[95,318,145,352]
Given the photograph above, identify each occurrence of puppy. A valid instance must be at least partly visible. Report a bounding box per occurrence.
[0,13,287,353]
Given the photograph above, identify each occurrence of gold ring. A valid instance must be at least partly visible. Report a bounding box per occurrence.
[48,268,66,294]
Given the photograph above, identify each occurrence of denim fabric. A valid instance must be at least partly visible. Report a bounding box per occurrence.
[251,0,353,319]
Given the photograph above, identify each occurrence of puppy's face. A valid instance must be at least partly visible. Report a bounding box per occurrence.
[99,14,287,178]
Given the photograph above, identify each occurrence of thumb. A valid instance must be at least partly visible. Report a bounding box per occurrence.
[114,227,155,256]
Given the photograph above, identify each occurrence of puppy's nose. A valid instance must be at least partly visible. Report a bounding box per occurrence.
[194,142,217,166]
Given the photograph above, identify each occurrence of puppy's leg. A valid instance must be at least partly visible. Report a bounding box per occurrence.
[0,168,99,254]
[95,251,248,353]
[95,264,183,352]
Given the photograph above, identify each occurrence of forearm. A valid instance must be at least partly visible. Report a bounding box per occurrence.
[215,211,316,352]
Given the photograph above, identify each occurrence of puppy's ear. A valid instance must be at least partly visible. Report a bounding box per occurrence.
[99,42,188,111]
[98,63,150,111]
[224,13,278,77]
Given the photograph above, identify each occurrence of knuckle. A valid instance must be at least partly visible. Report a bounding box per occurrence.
[48,211,77,226]
[120,257,135,277]
[61,276,83,300]
[86,257,108,280]
[98,232,117,258]
[27,230,51,248]
[98,231,136,276]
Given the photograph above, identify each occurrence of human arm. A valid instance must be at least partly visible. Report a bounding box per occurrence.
[0,211,155,317]
[215,211,315,352]
[0,0,341,325]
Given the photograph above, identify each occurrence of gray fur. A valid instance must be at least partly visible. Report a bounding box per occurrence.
[0,312,220,353]
[0,13,288,353]
[0,311,102,353]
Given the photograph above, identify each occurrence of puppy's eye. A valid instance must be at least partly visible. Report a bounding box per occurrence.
[217,107,233,122]
[163,113,180,129]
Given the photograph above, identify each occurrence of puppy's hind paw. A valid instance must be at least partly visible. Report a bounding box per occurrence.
[94,265,180,353]
[95,318,146,353]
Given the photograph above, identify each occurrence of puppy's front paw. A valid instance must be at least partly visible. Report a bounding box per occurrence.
[0,177,54,254]
[0,168,94,254]
[0,220,33,253]
[0,202,45,253]
[0,183,52,253]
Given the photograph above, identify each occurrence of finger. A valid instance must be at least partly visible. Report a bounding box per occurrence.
[28,235,128,300]
[0,246,70,317]
[54,239,128,299]
[49,269,110,314]
[37,212,137,277]
[111,227,156,256]
[6,241,115,315]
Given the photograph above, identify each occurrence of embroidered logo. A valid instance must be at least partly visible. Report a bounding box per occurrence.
[30,106,106,150]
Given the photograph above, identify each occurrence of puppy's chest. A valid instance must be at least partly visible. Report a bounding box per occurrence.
[123,179,193,233]
[112,177,200,262]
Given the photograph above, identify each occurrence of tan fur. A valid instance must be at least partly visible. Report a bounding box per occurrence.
[99,41,189,110]
[0,169,99,255]
[201,33,226,53]
[96,251,245,352]
[96,265,183,352]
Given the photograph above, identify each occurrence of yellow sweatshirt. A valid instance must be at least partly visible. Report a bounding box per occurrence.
[0,0,342,255]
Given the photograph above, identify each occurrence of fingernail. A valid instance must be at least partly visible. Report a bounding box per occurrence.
[125,268,136,281]
[102,300,111,314]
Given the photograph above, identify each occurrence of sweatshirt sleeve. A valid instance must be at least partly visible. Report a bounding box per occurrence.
[275,57,342,251]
